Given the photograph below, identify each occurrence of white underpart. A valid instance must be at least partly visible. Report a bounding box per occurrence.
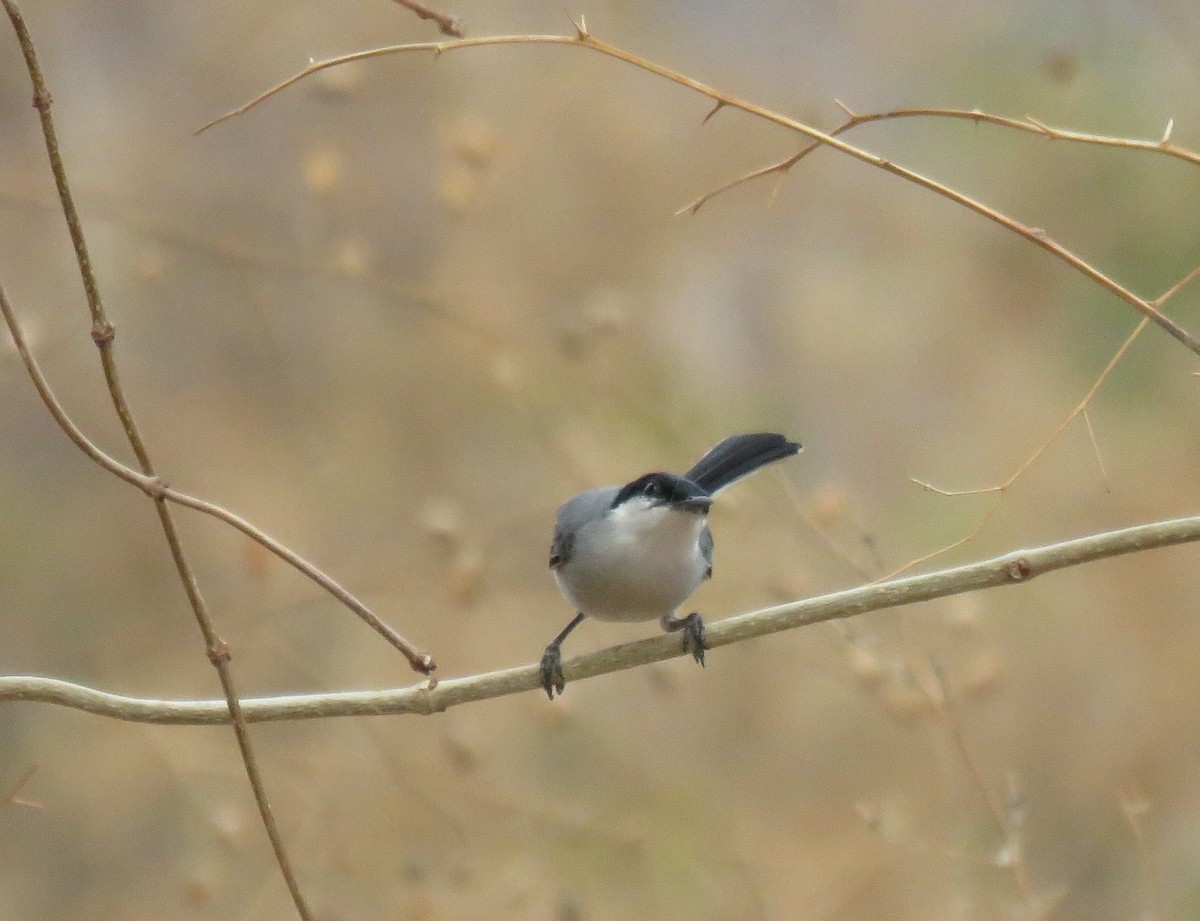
[555,496,709,622]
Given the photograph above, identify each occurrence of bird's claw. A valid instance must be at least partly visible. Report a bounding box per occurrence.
[662,612,707,667]
[540,644,566,699]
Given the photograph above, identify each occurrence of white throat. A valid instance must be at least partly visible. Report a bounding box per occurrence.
[555,497,710,622]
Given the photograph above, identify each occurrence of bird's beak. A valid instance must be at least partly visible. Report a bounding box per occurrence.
[670,494,713,513]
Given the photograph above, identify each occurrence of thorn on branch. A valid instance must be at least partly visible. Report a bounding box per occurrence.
[561,6,588,40]
[834,98,855,118]
[1159,118,1174,146]
[702,99,725,124]
[768,175,787,209]
[1025,115,1052,137]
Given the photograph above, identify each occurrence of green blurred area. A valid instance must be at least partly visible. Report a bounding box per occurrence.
[1,1,1199,918]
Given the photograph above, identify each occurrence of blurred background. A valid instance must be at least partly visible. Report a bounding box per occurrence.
[2,0,1199,918]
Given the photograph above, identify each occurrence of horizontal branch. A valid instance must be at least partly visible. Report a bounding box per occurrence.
[6,513,1199,724]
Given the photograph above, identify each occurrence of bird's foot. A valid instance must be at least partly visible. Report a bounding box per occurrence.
[540,643,566,699]
[661,612,707,667]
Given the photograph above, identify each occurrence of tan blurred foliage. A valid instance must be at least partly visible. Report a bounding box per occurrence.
[2,1,1200,919]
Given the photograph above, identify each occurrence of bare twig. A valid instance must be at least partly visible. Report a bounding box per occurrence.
[678,145,818,215]
[390,0,463,37]
[193,36,579,134]
[912,317,1149,500]
[880,499,1003,580]
[919,262,1200,501]
[194,29,1200,357]
[0,283,434,674]
[1080,407,1110,492]
[0,3,316,916]
[898,262,1200,577]
[5,512,1200,722]
[683,104,1200,215]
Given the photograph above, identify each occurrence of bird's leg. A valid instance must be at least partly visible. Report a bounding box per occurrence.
[660,612,707,667]
[540,612,586,699]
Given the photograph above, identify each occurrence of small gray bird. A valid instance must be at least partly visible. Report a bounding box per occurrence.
[541,432,802,698]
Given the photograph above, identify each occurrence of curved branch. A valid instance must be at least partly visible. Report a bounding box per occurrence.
[197,29,1200,357]
[0,281,433,675]
[681,106,1200,214]
[859,107,1197,164]
[2,3,320,914]
[7,513,1199,723]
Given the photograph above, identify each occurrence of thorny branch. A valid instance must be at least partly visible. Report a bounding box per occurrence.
[680,103,1200,214]
[0,4,317,916]
[5,10,1200,917]
[195,26,1200,357]
[892,262,1200,577]
[0,277,435,673]
[0,4,424,919]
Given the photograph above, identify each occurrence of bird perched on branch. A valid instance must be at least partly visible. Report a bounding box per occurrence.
[541,432,802,698]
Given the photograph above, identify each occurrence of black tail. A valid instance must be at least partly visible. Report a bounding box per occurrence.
[685,433,802,493]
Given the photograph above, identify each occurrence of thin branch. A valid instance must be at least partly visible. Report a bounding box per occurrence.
[194,30,1200,357]
[5,512,1200,722]
[842,105,1199,166]
[1080,407,1110,492]
[902,320,1144,571]
[1,3,316,917]
[678,144,817,215]
[879,497,1002,581]
[390,0,463,37]
[898,262,1200,576]
[913,314,1149,499]
[914,265,1200,498]
[1154,260,1200,307]
[0,282,433,674]
[194,36,580,134]
[680,103,1200,213]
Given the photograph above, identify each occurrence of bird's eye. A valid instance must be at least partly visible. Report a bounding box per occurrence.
[644,480,659,497]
